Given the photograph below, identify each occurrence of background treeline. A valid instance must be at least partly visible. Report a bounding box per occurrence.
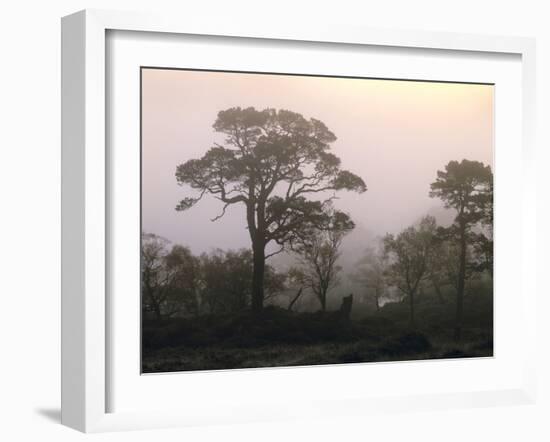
[142,236,287,319]
[142,206,492,325]
[143,159,493,333]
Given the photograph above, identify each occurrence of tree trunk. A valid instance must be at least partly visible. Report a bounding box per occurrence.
[320,289,327,312]
[374,288,380,312]
[152,302,162,321]
[339,294,353,320]
[488,248,493,279]
[455,220,467,341]
[288,287,303,311]
[432,278,445,304]
[409,291,415,327]
[251,239,265,314]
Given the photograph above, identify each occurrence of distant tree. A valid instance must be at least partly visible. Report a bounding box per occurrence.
[199,249,286,313]
[351,244,387,311]
[471,232,493,277]
[292,209,355,312]
[480,177,494,229]
[432,226,487,306]
[473,177,494,278]
[142,233,168,319]
[430,159,493,340]
[427,236,453,304]
[163,245,201,315]
[141,233,198,320]
[424,226,454,304]
[383,216,438,326]
[200,249,251,313]
[175,107,366,313]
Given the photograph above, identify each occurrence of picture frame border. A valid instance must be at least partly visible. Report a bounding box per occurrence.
[61,9,537,433]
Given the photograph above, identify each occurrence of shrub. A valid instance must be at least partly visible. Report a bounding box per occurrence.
[378,332,432,357]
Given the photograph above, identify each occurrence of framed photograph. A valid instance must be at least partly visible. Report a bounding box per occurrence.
[61,9,537,432]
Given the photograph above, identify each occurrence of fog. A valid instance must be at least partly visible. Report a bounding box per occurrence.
[142,68,493,259]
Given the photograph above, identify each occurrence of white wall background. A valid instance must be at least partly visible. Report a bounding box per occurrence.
[0,1,547,441]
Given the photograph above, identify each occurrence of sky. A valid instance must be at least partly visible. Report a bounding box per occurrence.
[141,68,493,256]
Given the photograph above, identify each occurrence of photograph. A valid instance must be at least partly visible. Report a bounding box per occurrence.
[140,68,494,373]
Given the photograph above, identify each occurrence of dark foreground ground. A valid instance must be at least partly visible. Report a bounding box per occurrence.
[142,291,493,373]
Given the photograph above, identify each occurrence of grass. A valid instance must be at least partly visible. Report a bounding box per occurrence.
[142,290,493,373]
[142,333,492,373]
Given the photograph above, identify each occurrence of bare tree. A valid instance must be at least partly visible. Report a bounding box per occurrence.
[141,233,168,320]
[141,233,199,320]
[164,244,201,316]
[383,216,438,327]
[292,209,354,312]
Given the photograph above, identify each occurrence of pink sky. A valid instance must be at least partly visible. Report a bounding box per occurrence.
[141,68,493,254]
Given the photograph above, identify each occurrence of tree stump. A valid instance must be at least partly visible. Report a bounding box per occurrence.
[339,294,353,320]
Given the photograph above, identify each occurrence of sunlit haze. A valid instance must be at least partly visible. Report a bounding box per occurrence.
[142,68,493,256]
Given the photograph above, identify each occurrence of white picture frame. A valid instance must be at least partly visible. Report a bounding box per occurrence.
[61,9,537,433]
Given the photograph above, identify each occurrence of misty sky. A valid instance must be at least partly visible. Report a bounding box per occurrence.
[141,68,493,255]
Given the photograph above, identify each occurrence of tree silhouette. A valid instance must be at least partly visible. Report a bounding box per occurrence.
[141,233,199,320]
[163,244,201,315]
[199,249,286,313]
[292,208,355,312]
[383,216,438,327]
[474,177,494,278]
[430,159,493,340]
[427,231,456,304]
[175,107,366,312]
